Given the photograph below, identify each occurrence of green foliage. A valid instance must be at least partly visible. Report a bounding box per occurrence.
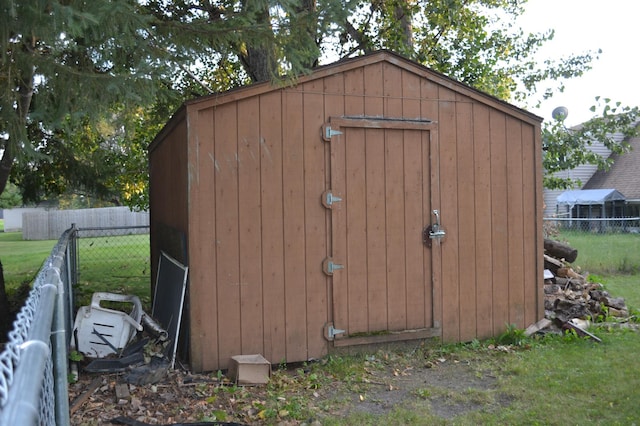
[335,0,594,102]
[68,350,84,362]
[543,97,640,190]
[0,183,22,209]
[496,323,528,347]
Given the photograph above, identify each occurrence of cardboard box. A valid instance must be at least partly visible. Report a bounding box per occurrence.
[227,354,271,385]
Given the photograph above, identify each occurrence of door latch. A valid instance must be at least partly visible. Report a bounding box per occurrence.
[423,209,446,247]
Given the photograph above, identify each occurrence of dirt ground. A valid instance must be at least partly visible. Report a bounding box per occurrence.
[69,344,512,425]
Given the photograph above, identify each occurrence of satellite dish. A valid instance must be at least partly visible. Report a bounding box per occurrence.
[552,106,569,121]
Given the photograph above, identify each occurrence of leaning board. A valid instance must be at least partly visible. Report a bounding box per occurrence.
[152,251,188,369]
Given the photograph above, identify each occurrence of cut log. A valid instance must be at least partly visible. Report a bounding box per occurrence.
[525,318,553,336]
[556,267,586,283]
[544,239,578,263]
[544,254,565,274]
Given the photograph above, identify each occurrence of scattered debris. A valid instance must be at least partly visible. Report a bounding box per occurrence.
[69,377,102,415]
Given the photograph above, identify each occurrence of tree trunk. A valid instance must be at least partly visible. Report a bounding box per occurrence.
[0,143,13,198]
[239,1,278,83]
[242,44,278,83]
[0,39,34,196]
[0,260,11,342]
[394,0,414,52]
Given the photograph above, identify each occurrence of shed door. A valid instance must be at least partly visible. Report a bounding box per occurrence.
[322,117,442,346]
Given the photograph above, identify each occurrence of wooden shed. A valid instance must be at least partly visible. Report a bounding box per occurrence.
[149,50,544,372]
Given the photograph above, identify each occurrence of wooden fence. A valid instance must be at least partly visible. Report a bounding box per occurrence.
[21,207,149,240]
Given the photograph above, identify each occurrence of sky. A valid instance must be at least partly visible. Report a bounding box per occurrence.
[519,0,640,126]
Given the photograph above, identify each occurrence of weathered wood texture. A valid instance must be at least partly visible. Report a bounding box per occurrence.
[149,51,543,372]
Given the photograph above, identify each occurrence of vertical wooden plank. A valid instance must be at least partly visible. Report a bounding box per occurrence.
[344,68,365,115]
[364,63,385,331]
[345,127,368,333]
[521,123,539,327]
[213,103,241,369]
[302,79,329,359]
[534,124,545,321]
[385,129,407,331]
[383,63,403,117]
[343,68,368,334]
[421,78,438,329]
[490,110,509,335]
[383,64,407,331]
[365,128,388,331]
[506,116,525,328]
[403,129,426,330]
[456,96,477,341]
[438,87,460,342]
[428,127,440,331]
[402,70,421,119]
[364,63,384,117]
[260,91,286,363]
[420,78,439,120]
[188,108,218,371]
[282,90,308,361]
[473,104,494,339]
[237,97,264,355]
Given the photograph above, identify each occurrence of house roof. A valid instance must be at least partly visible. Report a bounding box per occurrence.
[557,188,626,206]
[583,136,640,200]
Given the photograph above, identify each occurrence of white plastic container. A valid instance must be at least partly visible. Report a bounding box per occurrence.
[73,292,143,358]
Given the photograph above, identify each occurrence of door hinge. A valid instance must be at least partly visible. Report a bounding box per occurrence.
[322,124,343,141]
[321,189,343,209]
[322,257,344,276]
[324,322,346,341]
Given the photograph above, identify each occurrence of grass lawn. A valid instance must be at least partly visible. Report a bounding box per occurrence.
[559,230,640,309]
[0,230,151,309]
[0,231,58,290]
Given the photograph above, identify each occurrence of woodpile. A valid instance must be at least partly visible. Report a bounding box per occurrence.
[526,239,632,339]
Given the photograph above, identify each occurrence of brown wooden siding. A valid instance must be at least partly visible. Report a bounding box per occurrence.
[187,107,218,370]
[149,115,189,289]
[150,51,543,372]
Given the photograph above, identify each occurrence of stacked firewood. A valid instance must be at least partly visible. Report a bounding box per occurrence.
[526,239,631,339]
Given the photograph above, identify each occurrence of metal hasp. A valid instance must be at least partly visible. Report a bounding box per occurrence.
[423,209,446,247]
[321,189,343,209]
[324,322,346,341]
[322,257,344,276]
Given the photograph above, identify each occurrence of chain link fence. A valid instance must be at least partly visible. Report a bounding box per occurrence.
[0,227,76,425]
[0,225,151,425]
[74,226,151,308]
[543,217,640,234]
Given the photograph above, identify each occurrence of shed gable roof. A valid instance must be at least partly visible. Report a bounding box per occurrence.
[151,50,542,151]
[185,50,540,121]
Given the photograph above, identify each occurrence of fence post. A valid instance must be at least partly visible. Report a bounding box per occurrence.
[50,264,71,426]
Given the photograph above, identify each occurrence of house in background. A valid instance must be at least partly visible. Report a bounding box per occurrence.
[542,126,619,217]
[555,188,627,232]
[583,135,640,217]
